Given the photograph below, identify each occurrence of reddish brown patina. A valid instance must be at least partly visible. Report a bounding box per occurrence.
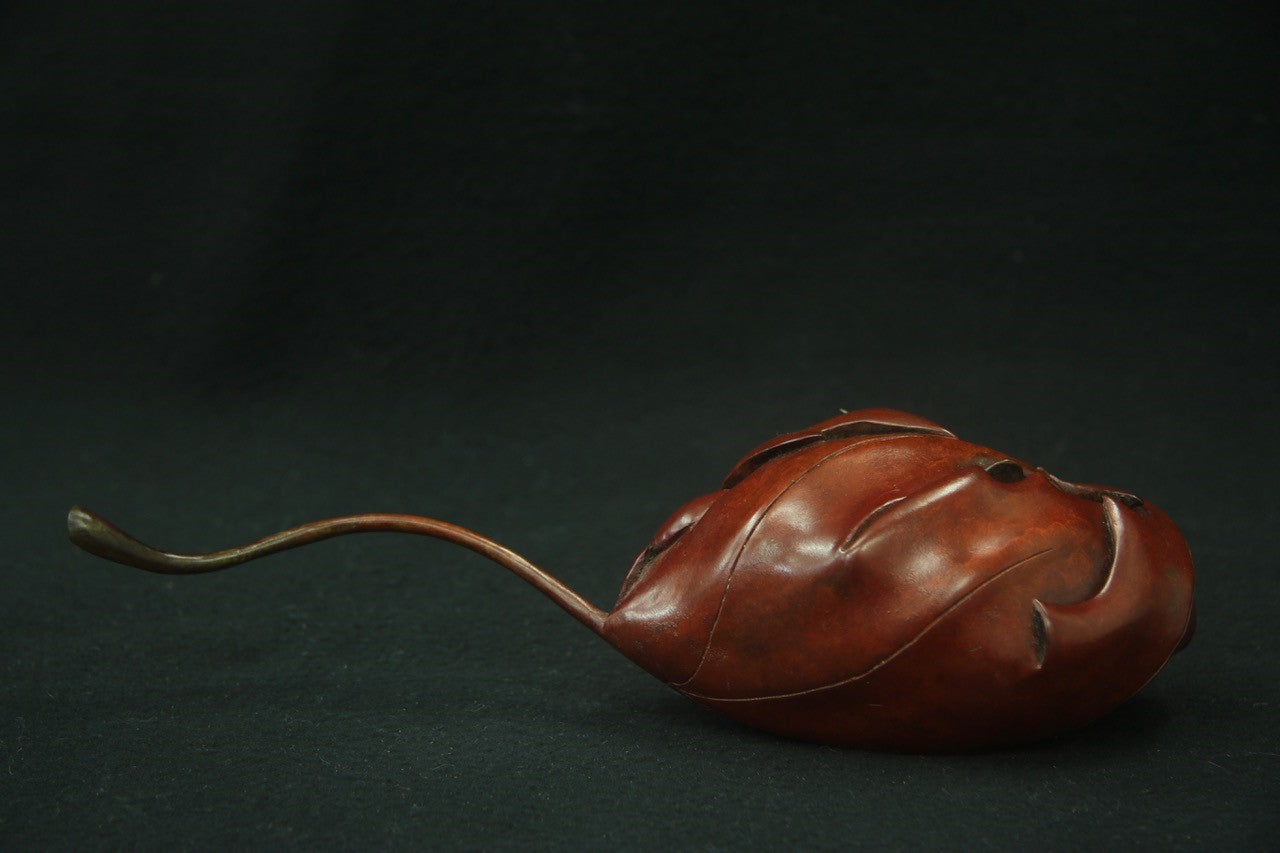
[68,409,1195,751]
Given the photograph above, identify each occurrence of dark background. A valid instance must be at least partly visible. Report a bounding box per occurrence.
[3,1,1277,848]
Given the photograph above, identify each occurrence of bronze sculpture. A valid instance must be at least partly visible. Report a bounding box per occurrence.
[67,409,1195,751]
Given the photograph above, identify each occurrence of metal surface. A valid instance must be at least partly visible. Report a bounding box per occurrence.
[68,409,1195,751]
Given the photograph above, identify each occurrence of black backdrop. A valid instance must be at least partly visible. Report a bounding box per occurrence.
[3,2,1277,848]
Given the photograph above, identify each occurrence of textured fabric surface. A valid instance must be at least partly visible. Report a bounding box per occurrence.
[3,2,1276,848]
